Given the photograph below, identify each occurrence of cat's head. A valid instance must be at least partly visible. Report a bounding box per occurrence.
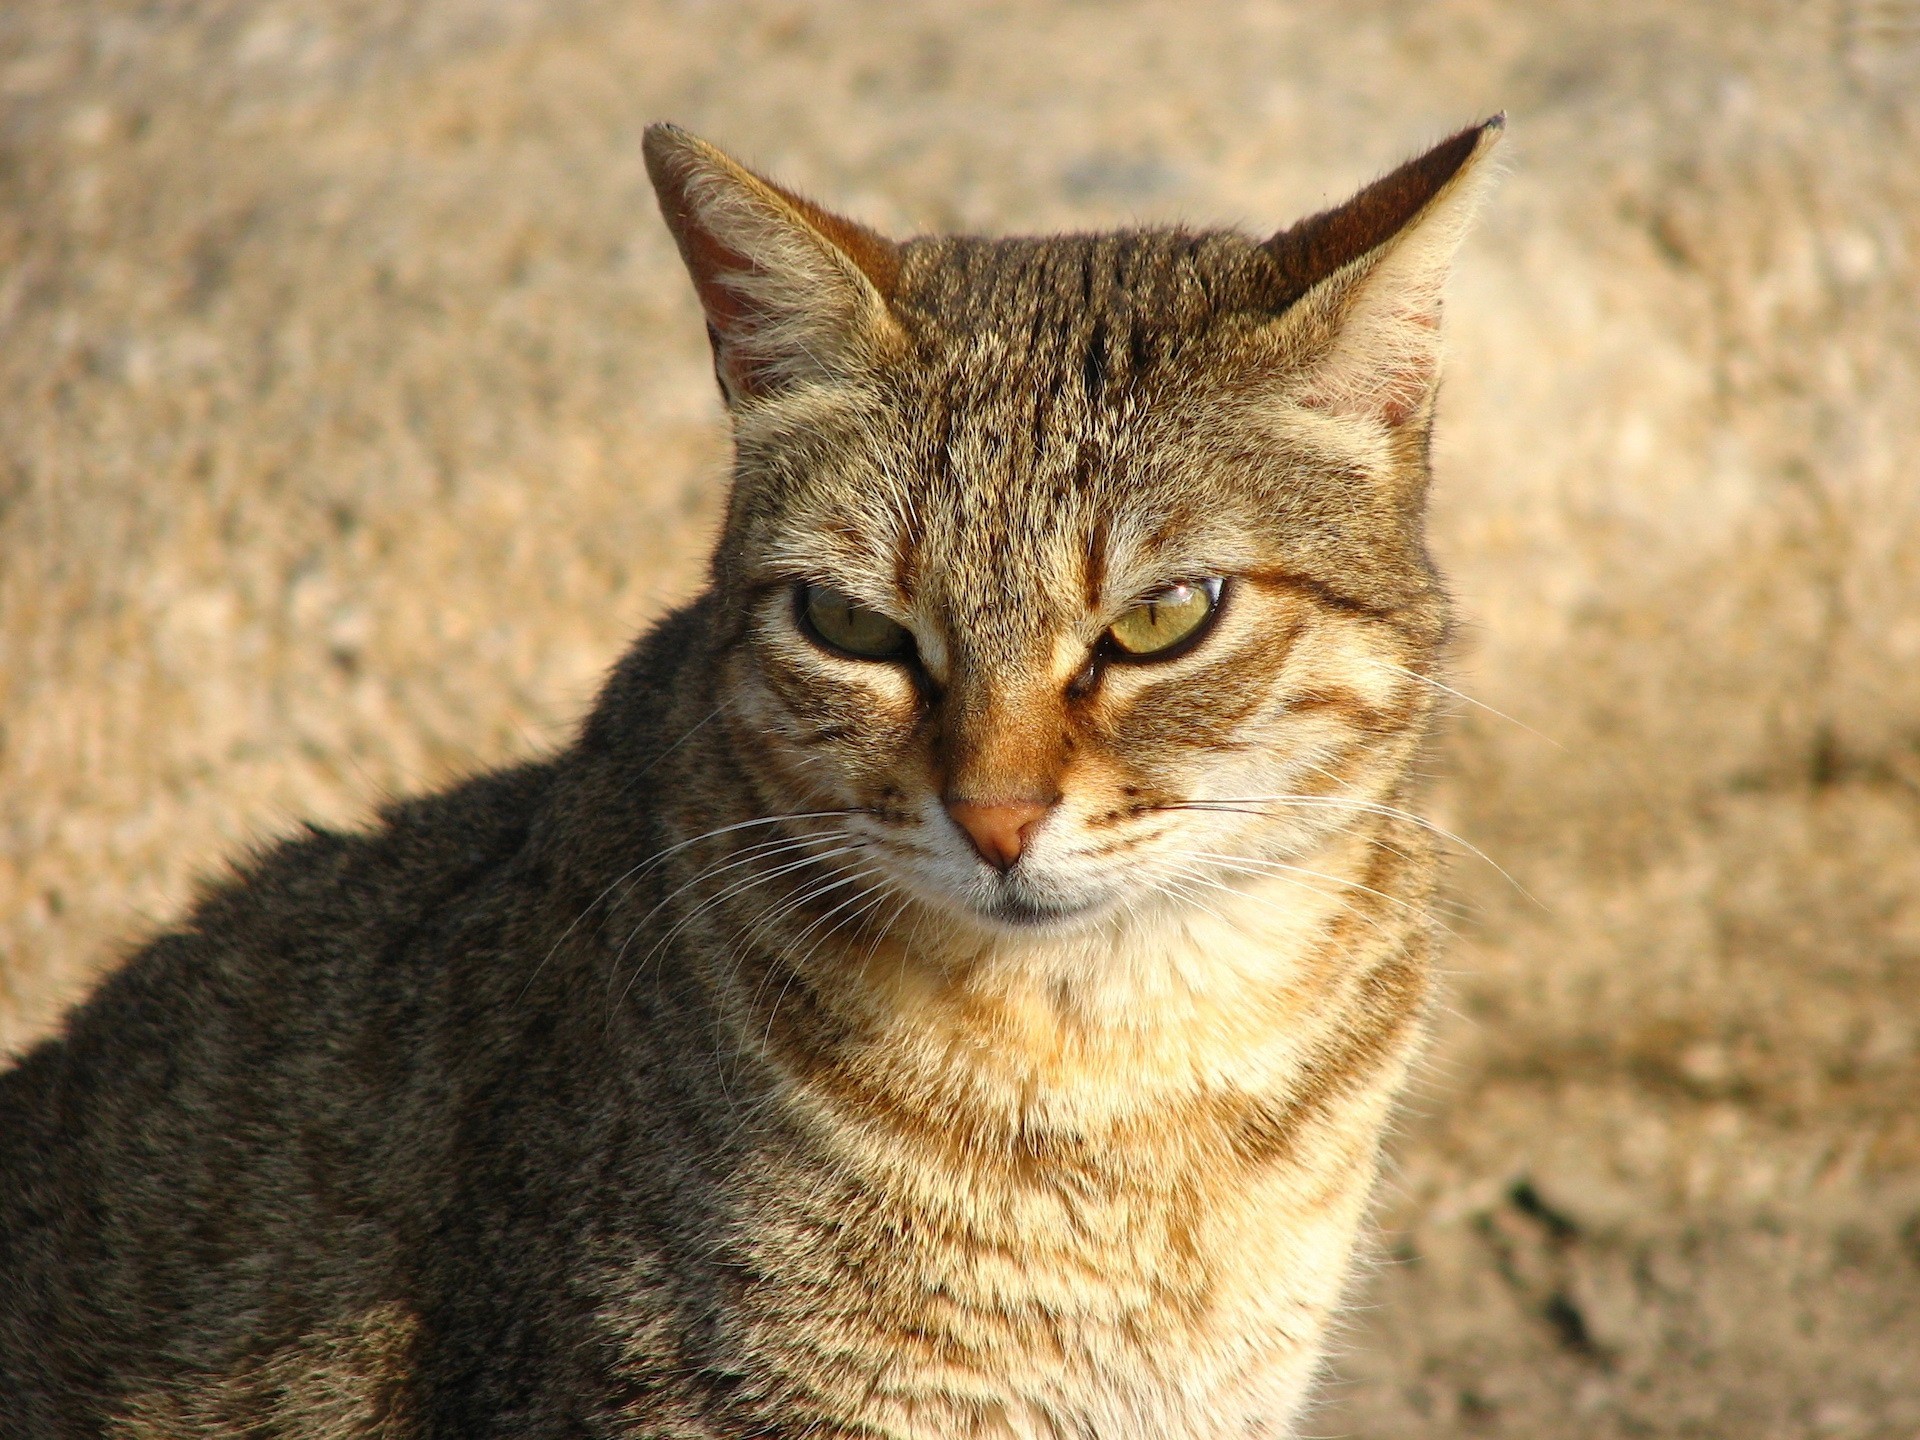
[643,121,1499,943]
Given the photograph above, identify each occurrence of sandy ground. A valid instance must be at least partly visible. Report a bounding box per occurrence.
[3,1,1919,1433]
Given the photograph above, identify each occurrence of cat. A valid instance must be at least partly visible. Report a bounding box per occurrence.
[0,115,1501,1438]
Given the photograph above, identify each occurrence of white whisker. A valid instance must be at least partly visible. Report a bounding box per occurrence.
[1159,860,1403,946]
[756,877,895,1053]
[1170,794,1543,909]
[1358,658,1563,750]
[1185,849,1442,926]
[607,844,869,1019]
[520,808,871,1001]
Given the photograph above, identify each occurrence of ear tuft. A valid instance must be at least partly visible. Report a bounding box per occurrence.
[643,123,904,406]
[1264,117,1504,429]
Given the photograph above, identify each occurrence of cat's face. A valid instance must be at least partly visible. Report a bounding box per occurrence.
[644,123,1496,942]
[714,242,1443,937]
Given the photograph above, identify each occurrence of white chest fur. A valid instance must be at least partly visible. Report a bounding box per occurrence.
[738,871,1426,1439]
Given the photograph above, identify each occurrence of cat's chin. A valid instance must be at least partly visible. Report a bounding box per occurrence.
[978,893,1105,932]
[937,877,1124,939]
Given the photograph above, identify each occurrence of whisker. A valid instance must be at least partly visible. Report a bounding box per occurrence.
[630,831,857,940]
[620,839,858,965]
[1163,795,1543,909]
[653,842,869,953]
[520,808,871,1001]
[1158,861,1379,947]
[1159,860,1405,946]
[760,884,896,1054]
[1185,849,1440,925]
[606,844,869,1019]
[866,894,914,972]
[734,862,884,956]
[1358,658,1563,750]
[707,864,886,1037]
[1155,870,1237,933]
[632,702,726,778]
[1184,853,1456,944]
[1262,766,1488,920]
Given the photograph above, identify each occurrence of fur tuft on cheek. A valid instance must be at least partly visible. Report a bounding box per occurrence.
[734,615,928,808]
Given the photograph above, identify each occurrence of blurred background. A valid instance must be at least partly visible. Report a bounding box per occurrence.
[3,1,1918,1433]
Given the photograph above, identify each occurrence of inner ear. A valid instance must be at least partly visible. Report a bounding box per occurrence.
[1262,120,1498,311]
[644,123,905,405]
[1259,118,1503,430]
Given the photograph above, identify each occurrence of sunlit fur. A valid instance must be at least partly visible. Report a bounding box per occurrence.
[629,123,1500,1436]
[0,124,1497,1439]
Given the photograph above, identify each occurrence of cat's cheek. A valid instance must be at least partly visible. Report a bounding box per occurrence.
[749,628,922,728]
[748,663,935,811]
[1054,726,1194,839]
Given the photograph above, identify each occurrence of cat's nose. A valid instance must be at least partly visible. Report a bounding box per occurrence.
[945,798,1052,871]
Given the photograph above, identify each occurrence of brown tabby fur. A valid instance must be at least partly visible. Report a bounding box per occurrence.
[0,119,1498,1438]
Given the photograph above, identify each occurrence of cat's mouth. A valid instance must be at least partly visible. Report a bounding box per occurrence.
[955,870,1119,934]
[983,892,1099,929]
[864,829,1121,940]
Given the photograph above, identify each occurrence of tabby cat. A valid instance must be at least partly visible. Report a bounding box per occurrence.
[0,116,1501,1437]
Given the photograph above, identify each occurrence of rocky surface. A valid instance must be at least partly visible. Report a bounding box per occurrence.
[4,2,1917,1433]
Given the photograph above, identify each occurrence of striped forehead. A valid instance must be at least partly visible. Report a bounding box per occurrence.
[908,469,1092,649]
[755,229,1290,634]
[788,403,1235,640]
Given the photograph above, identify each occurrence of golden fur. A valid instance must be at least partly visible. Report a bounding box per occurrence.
[112,1305,416,1439]
[610,121,1499,1435]
[3,114,1495,1438]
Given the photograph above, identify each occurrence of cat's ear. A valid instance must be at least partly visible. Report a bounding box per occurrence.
[644,123,905,407]
[1262,117,1503,429]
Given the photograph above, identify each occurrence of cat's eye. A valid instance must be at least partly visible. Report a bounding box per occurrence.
[798,584,915,661]
[1106,578,1225,660]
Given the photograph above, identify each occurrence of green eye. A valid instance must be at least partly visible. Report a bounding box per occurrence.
[799,584,914,660]
[1106,578,1224,659]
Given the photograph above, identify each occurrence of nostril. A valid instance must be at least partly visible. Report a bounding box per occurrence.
[944,798,1052,871]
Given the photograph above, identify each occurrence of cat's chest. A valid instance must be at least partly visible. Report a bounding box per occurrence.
[722,1122,1382,1440]
[622,890,1421,1437]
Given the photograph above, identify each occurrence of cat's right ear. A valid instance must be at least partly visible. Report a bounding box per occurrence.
[643,124,905,408]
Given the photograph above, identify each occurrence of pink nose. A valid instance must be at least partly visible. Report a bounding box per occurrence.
[945,799,1051,871]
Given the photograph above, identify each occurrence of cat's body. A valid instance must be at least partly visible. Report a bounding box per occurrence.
[0,119,1499,1438]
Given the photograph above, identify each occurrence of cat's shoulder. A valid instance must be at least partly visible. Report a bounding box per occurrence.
[185,758,558,950]
[2,760,560,1092]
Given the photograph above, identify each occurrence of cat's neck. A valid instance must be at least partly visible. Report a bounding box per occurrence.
[744,817,1433,1162]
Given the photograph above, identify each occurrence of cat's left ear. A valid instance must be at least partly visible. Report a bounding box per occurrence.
[1262,117,1504,430]
[644,123,905,407]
